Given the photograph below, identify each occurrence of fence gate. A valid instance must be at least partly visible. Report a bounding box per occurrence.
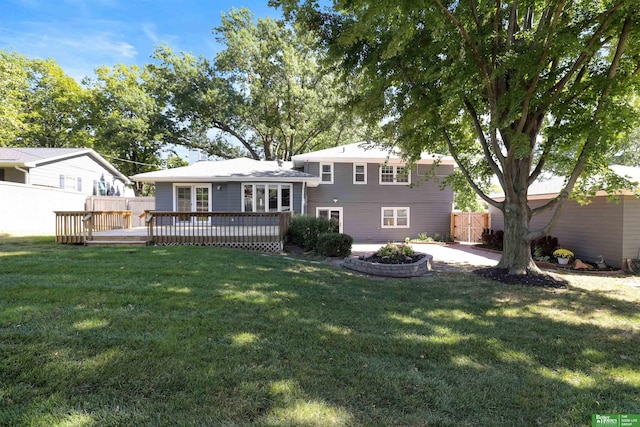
[451,212,489,243]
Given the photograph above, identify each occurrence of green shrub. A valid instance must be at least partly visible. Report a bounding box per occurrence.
[531,235,559,259]
[287,215,339,250]
[375,243,414,262]
[481,229,504,250]
[316,233,353,257]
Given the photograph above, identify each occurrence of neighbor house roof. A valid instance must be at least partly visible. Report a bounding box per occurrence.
[0,147,131,184]
[291,142,455,166]
[131,157,321,186]
[491,165,640,199]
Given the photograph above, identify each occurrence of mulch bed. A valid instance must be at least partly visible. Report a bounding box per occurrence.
[473,267,569,288]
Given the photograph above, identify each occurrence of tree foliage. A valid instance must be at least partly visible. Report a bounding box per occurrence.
[275,0,640,275]
[0,51,29,147]
[149,8,367,161]
[85,64,173,193]
[0,50,89,148]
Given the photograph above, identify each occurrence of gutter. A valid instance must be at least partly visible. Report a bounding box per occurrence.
[14,166,29,185]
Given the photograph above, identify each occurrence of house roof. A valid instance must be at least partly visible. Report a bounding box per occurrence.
[291,142,455,165]
[491,165,640,199]
[0,147,131,184]
[130,157,321,186]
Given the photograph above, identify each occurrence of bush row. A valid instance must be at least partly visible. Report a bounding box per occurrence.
[480,228,560,259]
[286,215,352,257]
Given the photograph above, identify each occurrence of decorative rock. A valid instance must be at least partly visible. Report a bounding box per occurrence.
[573,259,594,270]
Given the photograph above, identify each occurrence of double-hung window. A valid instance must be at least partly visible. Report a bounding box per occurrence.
[320,163,333,184]
[381,207,410,228]
[353,163,367,184]
[243,183,292,212]
[60,174,81,192]
[379,165,410,185]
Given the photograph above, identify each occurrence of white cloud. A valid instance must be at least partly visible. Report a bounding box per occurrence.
[0,19,139,80]
[142,23,159,44]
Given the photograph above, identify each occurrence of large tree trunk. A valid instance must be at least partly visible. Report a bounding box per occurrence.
[497,195,541,275]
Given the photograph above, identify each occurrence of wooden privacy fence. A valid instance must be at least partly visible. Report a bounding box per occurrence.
[55,211,132,243]
[85,196,155,227]
[146,211,292,252]
[451,212,490,243]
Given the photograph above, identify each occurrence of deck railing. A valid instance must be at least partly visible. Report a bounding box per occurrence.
[146,211,292,252]
[55,211,132,243]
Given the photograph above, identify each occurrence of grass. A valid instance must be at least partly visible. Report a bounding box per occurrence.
[1,237,639,426]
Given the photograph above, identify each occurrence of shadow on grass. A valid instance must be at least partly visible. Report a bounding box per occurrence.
[0,242,638,426]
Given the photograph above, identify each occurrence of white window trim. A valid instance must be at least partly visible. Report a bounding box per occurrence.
[241,183,292,213]
[379,164,411,185]
[320,162,334,184]
[316,207,343,233]
[172,183,213,212]
[353,163,367,185]
[381,207,410,228]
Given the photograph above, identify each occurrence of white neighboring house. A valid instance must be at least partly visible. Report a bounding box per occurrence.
[0,147,132,236]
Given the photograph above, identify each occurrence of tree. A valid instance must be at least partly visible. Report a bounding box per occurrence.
[0,51,89,148]
[149,8,367,161]
[22,58,91,148]
[276,0,640,276]
[0,50,29,147]
[86,64,174,194]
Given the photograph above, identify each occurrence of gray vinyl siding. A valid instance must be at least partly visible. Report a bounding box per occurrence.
[622,195,640,261]
[305,162,454,242]
[489,196,630,267]
[154,181,304,214]
[214,183,238,211]
[155,182,174,210]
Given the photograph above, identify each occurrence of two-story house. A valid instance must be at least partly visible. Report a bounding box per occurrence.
[131,142,455,242]
[291,143,455,242]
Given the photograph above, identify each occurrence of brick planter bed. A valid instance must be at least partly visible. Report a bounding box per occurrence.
[342,253,433,278]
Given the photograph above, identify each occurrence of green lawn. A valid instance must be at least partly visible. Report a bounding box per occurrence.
[1,237,639,426]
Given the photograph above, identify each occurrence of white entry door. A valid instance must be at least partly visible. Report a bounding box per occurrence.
[175,185,211,223]
[316,207,343,233]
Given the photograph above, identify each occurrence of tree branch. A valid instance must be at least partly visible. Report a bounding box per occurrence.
[506,0,518,50]
[528,118,557,185]
[516,0,566,135]
[530,14,633,236]
[541,2,624,111]
[432,0,494,101]
[442,128,501,209]
[212,120,261,159]
[463,98,505,182]
[469,0,481,31]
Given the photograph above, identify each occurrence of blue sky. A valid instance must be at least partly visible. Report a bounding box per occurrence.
[1,0,283,81]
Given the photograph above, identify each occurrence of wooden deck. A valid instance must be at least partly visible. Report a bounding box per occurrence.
[56,211,292,253]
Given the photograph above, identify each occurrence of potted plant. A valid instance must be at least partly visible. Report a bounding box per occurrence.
[553,248,574,265]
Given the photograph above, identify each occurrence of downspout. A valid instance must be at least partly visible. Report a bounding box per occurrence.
[15,166,29,185]
[301,181,306,215]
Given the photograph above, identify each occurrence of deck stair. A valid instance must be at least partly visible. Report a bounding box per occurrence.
[86,234,149,247]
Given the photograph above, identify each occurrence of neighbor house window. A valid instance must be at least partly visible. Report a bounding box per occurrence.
[59,174,79,191]
[379,165,410,185]
[320,163,333,184]
[353,163,367,184]
[242,183,292,212]
[381,207,410,228]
